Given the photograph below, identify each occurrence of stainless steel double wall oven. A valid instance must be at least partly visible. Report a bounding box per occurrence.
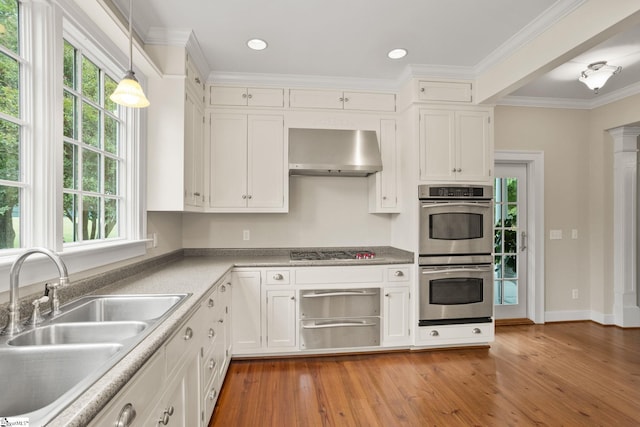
[418,184,494,325]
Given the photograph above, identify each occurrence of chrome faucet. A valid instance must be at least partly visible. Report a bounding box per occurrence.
[1,247,70,336]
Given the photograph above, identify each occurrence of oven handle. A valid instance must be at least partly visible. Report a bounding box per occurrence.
[421,202,491,208]
[421,266,493,274]
[302,291,377,298]
[301,320,377,329]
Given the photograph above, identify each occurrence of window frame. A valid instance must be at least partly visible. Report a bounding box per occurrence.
[0,1,147,294]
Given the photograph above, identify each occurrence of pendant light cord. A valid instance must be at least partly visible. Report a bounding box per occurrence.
[128,0,133,72]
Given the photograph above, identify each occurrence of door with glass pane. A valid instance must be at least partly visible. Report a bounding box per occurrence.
[494,164,528,319]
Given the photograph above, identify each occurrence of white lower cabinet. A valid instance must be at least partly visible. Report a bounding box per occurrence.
[416,321,495,347]
[266,289,296,348]
[231,270,262,352]
[383,286,411,346]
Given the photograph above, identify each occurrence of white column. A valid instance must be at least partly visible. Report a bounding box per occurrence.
[609,126,640,327]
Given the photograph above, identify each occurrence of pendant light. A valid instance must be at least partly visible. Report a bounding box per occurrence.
[110,0,150,108]
[578,61,621,94]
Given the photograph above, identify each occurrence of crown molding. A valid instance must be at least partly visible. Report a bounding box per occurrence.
[144,27,210,81]
[474,0,587,75]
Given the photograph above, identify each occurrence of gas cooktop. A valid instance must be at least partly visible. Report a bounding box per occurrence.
[290,250,377,262]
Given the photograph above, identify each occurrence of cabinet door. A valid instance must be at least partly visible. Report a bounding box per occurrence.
[379,119,397,209]
[419,109,456,181]
[247,115,285,208]
[209,86,248,106]
[456,110,492,182]
[343,91,396,112]
[266,290,297,348]
[383,287,410,346]
[209,113,248,208]
[231,271,262,351]
[289,89,343,109]
[247,87,285,107]
[184,92,204,207]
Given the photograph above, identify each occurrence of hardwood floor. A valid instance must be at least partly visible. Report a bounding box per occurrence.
[209,322,640,426]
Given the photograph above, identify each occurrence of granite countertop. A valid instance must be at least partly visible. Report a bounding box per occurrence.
[47,246,414,426]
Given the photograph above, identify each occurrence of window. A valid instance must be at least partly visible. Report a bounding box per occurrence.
[62,40,123,244]
[0,0,22,250]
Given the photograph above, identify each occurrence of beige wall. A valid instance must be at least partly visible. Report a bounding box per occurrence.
[494,106,591,314]
[496,94,640,319]
[182,175,391,248]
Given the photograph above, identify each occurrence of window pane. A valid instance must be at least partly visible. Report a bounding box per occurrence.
[503,280,518,305]
[104,115,118,155]
[0,52,20,117]
[504,255,517,278]
[494,203,502,228]
[504,229,517,254]
[104,156,118,195]
[506,204,518,227]
[63,91,77,139]
[82,149,100,192]
[82,55,100,103]
[494,229,502,254]
[0,0,19,54]
[63,40,76,89]
[82,102,100,147]
[63,142,78,190]
[0,118,20,180]
[82,195,100,241]
[507,178,518,202]
[494,178,502,203]
[494,280,503,305]
[104,75,117,113]
[105,198,118,238]
[63,193,78,243]
[0,185,20,249]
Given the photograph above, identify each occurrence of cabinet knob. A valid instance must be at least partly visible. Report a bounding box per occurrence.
[220,285,227,292]
[429,330,439,337]
[290,296,295,300]
[208,298,215,307]
[242,194,247,199]
[472,328,482,335]
[247,194,252,199]
[248,93,253,99]
[420,87,425,92]
[394,270,404,277]
[218,318,224,324]
[452,168,457,173]
[208,328,215,338]
[385,293,390,297]
[209,358,216,370]
[195,77,201,84]
[457,168,462,172]
[339,97,344,102]
[184,327,194,341]
[116,403,136,427]
[209,388,218,400]
[242,93,247,98]
[273,273,284,280]
[158,406,174,425]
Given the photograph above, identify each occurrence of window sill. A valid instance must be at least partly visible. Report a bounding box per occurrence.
[0,240,147,295]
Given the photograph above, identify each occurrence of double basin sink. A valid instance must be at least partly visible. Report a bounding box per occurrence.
[0,293,189,425]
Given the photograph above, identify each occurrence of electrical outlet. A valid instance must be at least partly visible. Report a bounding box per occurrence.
[571,229,578,239]
[550,229,563,240]
[243,230,250,241]
[572,289,579,299]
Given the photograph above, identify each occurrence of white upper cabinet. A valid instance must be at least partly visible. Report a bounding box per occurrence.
[209,113,287,211]
[418,81,472,103]
[209,86,285,107]
[369,119,399,213]
[184,91,205,207]
[289,89,395,112]
[419,108,493,183]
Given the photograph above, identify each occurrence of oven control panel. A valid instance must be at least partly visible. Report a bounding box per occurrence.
[418,184,492,199]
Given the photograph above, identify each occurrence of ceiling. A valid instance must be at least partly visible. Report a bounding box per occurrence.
[113,0,640,107]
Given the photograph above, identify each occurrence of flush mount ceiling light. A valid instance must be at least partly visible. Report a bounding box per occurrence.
[109,0,150,108]
[247,38,268,51]
[387,48,408,59]
[578,61,622,94]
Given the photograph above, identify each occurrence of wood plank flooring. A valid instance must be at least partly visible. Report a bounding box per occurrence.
[209,322,640,426]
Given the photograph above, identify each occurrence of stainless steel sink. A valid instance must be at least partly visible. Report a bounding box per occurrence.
[51,295,186,323]
[0,293,189,425]
[8,321,148,346]
[0,344,123,420]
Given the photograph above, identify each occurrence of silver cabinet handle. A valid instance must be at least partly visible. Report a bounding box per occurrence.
[158,406,174,425]
[472,328,482,335]
[193,192,201,196]
[184,327,193,341]
[302,320,376,329]
[209,388,218,400]
[394,270,404,277]
[273,273,284,280]
[430,330,439,337]
[116,403,136,427]
[302,290,377,298]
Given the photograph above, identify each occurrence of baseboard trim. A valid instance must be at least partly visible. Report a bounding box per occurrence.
[495,318,535,326]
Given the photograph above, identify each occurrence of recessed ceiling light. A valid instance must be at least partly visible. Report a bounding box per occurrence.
[247,38,268,51]
[387,48,407,59]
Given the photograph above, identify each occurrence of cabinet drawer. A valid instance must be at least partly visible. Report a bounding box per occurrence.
[418,81,472,103]
[387,267,410,282]
[165,305,204,378]
[418,323,493,342]
[89,351,164,426]
[266,269,290,285]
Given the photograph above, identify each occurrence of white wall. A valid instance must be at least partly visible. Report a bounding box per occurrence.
[182,175,392,248]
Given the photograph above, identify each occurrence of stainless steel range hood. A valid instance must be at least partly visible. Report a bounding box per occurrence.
[288,128,383,176]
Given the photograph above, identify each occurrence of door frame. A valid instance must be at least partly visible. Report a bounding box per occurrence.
[495,151,545,323]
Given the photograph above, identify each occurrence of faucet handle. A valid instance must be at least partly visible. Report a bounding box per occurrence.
[26,295,50,326]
